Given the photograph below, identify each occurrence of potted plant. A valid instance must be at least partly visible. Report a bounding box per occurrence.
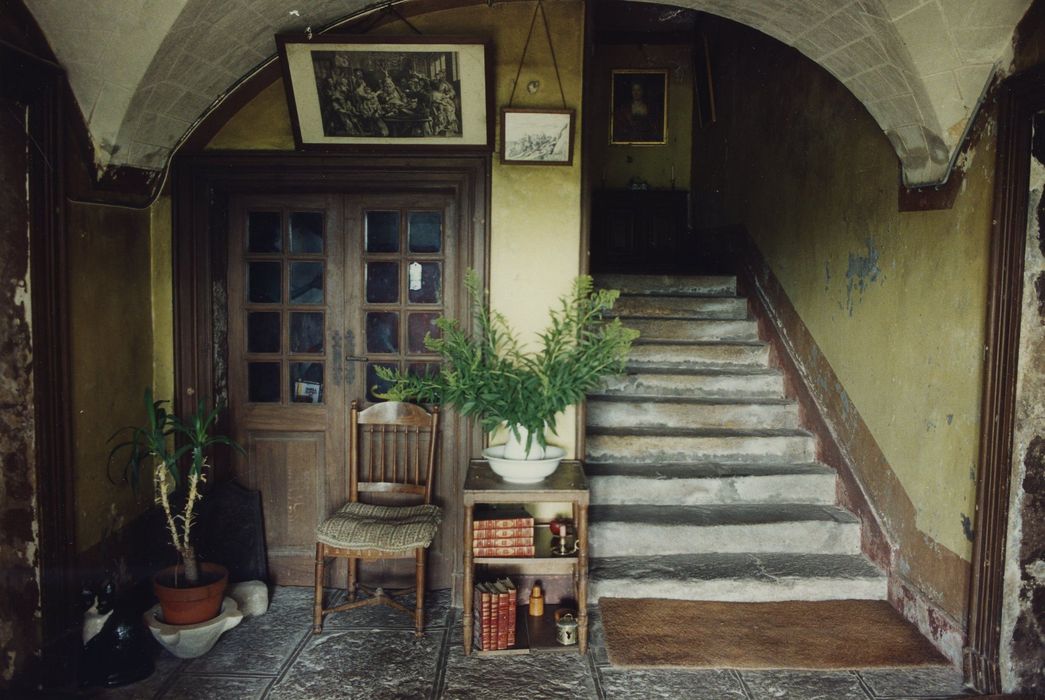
[377,271,638,482]
[109,389,243,624]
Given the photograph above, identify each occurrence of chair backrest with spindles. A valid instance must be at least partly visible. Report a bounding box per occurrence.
[349,400,440,504]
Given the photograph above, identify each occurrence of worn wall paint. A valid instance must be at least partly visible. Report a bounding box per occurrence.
[0,100,41,687]
[150,193,175,402]
[68,203,155,552]
[1000,116,1045,694]
[206,1,585,455]
[589,43,693,191]
[694,20,993,621]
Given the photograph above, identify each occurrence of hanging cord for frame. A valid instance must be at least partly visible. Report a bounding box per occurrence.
[507,0,567,109]
[356,2,423,35]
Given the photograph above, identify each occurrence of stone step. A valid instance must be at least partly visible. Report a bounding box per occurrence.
[613,294,749,320]
[588,504,862,557]
[586,461,836,505]
[598,369,786,400]
[628,342,770,370]
[586,397,800,431]
[589,553,887,602]
[586,428,816,464]
[623,318,760,342]
[596,274,737,297]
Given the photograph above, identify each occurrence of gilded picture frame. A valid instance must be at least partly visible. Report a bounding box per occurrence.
[610,69,668,145]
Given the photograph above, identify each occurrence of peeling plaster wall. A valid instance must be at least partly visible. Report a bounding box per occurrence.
[694,17,994,634]
[1000,112,1045,694]
[68,203,155,553]
[589,42,693,190]
[204,0,585,455]
[0,97,41,688]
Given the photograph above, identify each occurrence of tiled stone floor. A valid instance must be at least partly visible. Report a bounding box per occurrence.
[89,587,972,700]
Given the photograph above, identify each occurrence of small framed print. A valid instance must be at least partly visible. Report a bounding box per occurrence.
[500,108,575,165]
[610,69,668,145]
[276,34,493,149]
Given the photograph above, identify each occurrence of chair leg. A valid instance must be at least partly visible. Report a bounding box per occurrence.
[313,542,325,634]
[414,548,425,637]
[348,557,358,602]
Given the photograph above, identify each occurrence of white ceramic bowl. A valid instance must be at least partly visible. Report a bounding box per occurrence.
[482,445,566,483]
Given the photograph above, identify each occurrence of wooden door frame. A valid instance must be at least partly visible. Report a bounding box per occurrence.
[965,62,1045,693]
[171,150,489,593]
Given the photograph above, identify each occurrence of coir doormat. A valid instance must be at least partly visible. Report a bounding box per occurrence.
[598,598,949,669]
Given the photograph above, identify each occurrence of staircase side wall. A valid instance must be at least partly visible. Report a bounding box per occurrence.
[735,231,965,665]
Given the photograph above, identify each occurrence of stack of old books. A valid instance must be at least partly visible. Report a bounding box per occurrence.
[472,577,518,651]
[472,506,535,557]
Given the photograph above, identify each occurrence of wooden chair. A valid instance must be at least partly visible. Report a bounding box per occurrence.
[312,400,441,636]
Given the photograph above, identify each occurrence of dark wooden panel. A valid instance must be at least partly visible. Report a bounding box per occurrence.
[590,189,691,273]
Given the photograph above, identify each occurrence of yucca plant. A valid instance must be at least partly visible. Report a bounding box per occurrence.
[377,271,639,453]
[108,389,243,586]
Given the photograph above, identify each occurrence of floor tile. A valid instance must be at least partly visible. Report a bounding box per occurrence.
[322,588,453,631]
[441,625,597,700]
[858,667,969,698]
[181,586,315,676]
[599,668,747,699]
[160,674,271,699]
[741,670,870,699]
[267,628,444,700]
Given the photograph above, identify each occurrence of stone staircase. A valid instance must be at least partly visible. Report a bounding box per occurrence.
[587,274,887,602]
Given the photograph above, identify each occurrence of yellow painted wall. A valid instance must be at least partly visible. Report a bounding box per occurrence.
[150,193,175,402]
[590,43,693,191]
[695,21,989,562]
[68,202,154,551]
[206,0,586,454]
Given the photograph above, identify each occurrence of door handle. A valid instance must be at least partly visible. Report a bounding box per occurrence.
[344,330,367,385]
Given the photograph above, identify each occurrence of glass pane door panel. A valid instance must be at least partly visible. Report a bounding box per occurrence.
[366,262,399,303]
[290,212,324,254]
[289,261,324,304]
[290,362,324,403]
[407,312,440,353]
[365,211,399,252]
[365,362,396,403]
[408,262,441,304]
[248,211,281,253]
[247,311,281,353]
[408,211,442,252]
[248,262,282,303]
[366,312,399,354]
[289,312,325,354]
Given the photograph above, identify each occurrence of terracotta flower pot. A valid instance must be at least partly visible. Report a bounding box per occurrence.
[152,562,229,625]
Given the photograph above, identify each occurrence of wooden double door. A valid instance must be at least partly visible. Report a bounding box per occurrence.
[227,192,460,585]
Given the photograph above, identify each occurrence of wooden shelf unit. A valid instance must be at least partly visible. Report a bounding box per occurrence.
[462,459,589,656]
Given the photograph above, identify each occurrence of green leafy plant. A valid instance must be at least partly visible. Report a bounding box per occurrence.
[377,271,639,451]
[108,389,243,585]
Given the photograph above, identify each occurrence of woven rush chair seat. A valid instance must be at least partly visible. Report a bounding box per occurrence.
[316,503,442,552]
[313,401,441,636]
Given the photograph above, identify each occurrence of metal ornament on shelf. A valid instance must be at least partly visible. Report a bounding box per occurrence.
[549,518,579,556]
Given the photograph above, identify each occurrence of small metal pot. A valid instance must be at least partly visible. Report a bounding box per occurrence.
[555,609,578,646]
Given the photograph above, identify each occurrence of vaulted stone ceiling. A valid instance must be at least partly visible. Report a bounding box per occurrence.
[25,0,1033,185]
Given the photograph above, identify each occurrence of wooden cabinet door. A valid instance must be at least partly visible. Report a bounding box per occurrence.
[228,192,460,585]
